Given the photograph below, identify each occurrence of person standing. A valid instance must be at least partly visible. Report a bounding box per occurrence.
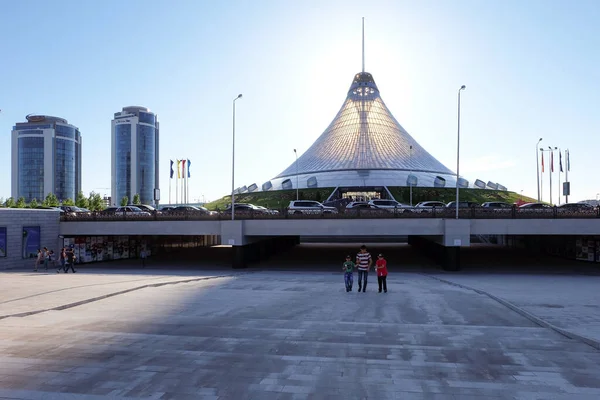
[376,253,388,293]
[355,245,372,292]
[140,249,147,268]
[34,249,43,272]
[342,255,355,292]
[42,247,49,271]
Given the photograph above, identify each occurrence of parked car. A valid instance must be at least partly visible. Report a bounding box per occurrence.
[223,203,269,215]
[128,204,157,213]
[168,205,210,214]
[518,203,551,209]
[446,201,479,208]
[344,202,385,215]
[102,206,151,216]
[253,205,279,215]
[557,203,595,214]
[287,200,338,215]
[367,199,411,213]
[414,201,445,209]
[59,205,89,213]
[481,202,513,208]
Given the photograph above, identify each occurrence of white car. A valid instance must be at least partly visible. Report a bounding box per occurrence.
[287,200,338,215]
[367,199,410,212]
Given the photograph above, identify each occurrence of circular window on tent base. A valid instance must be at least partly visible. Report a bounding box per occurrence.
[247,183,258,192]
[487,181,499,190]
[474,179,486,189]
[307,176,318,188]
[457,178,469,188]
[281,179,292,190]
[434,176,446,188]
[406,174,418,186]
[262,181,273,191]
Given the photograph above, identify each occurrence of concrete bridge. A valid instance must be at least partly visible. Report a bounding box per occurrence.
[59,218,600,269]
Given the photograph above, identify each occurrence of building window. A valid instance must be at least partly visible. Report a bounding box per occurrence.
[22,226,40,259]
[18,137,44,202]
[0,227,6,257]
[115,124,132,202]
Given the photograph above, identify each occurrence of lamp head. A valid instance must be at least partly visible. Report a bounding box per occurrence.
[236,94,243,99]
[460,85,466,90]
[538,138,542,142]
[293,149,297,153]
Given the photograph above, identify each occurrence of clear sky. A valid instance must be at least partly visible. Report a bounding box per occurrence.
[1,0,599,203]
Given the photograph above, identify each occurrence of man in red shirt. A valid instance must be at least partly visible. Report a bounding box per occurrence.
[376,253,388,293]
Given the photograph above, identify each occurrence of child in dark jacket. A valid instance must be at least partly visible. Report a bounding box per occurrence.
[376,253,388,293]
[342,255,355,292]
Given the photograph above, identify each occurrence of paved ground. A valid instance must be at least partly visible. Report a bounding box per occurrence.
[1,268,600,399]
[427,273,600,346]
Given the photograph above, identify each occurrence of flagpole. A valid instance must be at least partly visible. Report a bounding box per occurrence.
[169,175,171,205]
[176,160,179,204]
[548,148,553,205]
[558,148,561,206]
[540,149,544,203]
[565,149,569,204]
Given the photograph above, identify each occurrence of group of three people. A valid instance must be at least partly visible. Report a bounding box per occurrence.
[342,245,388,293]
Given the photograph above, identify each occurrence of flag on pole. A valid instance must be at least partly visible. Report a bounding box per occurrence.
[541,152,544,173]
[550,151,554,172]
[177,160,181,178]
[567,150,570,171]
[182,160,187,178]
[170,160,174,179]
[187,159,191,178]
[559,152,563,172]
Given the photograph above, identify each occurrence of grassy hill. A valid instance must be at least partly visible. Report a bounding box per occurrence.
[205,187,536,211]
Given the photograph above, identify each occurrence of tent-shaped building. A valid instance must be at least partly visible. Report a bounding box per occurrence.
[260,71,463,193]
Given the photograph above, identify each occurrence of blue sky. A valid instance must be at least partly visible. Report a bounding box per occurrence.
[1,0,599,203]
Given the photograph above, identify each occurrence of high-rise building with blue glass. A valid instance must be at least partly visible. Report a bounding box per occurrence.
[111,106,159,206]
[11,115,82,203]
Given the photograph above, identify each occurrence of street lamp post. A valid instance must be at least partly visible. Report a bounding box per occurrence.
[231,94,243,221]
[536,138,542,201]
[455,85,466,220]
[293,149,299,201]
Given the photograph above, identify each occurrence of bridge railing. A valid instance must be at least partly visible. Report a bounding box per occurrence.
[59,206,600,222]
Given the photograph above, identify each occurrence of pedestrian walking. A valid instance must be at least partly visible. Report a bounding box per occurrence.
[57,248,66,273]
[376,253,388,293]
[355,245,372,292]
[34,249,42,272]
[342,255,355,292]
[64,248,77,273]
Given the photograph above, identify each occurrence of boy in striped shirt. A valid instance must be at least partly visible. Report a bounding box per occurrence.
[355,245,372,292]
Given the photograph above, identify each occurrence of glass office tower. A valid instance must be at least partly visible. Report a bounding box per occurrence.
[11,115,82,202]
[111,106,159,206]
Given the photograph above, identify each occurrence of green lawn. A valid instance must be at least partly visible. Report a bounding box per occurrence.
[204,187,536,211]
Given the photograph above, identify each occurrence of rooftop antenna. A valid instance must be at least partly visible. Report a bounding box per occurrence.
[362,17,365,72]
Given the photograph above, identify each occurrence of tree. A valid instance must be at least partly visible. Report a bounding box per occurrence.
[4,197,15,208]
[75,191,89,209]
[88,192,105,211]
[29,198,39,208]
[62,198,75,206]
[120,196,129,206]
[16,197,26,208]
[43,193,59,207]
[132,193,141,205]
[0,197,4,207]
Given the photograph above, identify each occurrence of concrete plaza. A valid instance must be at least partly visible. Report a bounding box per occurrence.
[0,265,600,399]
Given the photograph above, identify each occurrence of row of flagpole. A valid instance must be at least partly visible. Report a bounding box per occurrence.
[169,159,191,204]
[539,148,570,205]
